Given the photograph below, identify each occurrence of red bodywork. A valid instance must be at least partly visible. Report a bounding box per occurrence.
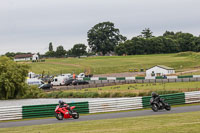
[55,104,76,119]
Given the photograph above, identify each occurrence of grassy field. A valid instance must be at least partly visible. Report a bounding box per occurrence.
[42,82,200,98]
[1,111,200,133]
[25,52,200,75]
[54,82,200,94]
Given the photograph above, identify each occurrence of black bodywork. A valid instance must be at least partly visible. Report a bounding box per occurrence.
[39,83,52,89]
[64,79,75,86]
[150,97,171,112]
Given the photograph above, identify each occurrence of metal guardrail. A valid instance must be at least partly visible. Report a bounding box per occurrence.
[88,97,143,113]
[0,106,22,121]
[81,75,200,81]
[185,91,200,104]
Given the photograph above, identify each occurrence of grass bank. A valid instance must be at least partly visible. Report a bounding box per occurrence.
[25,52,200,75]
[36,81,200,98]
[1,111,200,133]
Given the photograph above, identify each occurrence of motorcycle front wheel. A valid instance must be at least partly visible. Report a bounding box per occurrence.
[55,113,63,120]
[165,104,171,111]
[151,104,158,112]
[72,111,79,119]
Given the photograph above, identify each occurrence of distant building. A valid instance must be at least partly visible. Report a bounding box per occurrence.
[14,53,39,61]
[146,65,175,77]
[32,54,39,61]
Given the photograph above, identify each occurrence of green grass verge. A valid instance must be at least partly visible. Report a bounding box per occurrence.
[1,111,200,133]
[82,82,200,92]
[25,52,200,75]
[41,82,200,98]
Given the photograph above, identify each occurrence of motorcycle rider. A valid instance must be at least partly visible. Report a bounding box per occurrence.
[151,92,164,107]
[58,100,73,115]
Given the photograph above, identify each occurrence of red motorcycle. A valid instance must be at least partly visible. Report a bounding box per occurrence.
[55,104,79,120]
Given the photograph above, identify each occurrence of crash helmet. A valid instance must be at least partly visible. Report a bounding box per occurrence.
[59,100,64,104]
[151,92,157,97]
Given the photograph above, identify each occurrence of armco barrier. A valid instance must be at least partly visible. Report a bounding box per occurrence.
[185,91,200,104]
[0,106,22,121]
[79,75,198,81]
[89,97,143,113]
[22,102,89,119]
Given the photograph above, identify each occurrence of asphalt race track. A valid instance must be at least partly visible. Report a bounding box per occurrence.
[1,105,200,128]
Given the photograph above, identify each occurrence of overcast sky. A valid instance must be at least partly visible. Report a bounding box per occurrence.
[0,0,200,55]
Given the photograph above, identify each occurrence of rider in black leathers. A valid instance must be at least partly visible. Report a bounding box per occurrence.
[151,92,164,106]
[59,100,73,115]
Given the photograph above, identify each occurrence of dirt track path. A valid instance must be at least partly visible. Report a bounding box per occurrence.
[176,69,200,75]
[94,72,145,77]
[94,68,200,77]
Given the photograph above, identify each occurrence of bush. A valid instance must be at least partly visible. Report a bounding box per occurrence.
[138,92,148,96]
[112,92,123,97]
[0,56,29,99]
[100,92,111,98]
[124,93,137,97]
[23,85,43,98]
[37,93,46,98]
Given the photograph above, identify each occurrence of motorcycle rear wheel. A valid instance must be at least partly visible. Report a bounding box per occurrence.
[55,113,63,120]
[151,104,158,112]
[72,111,79,119]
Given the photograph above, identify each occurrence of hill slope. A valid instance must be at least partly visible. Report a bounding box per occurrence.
[27,52,200,75]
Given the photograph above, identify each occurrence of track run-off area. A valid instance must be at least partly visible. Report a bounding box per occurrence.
[1,105,200,128]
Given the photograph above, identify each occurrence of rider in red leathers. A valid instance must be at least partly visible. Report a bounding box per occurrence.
[58,100,72,115]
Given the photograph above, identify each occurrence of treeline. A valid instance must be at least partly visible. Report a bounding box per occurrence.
[115,30,200,55]
[44,43,88,58]
[4,21,200,58]
[5,52,33,58]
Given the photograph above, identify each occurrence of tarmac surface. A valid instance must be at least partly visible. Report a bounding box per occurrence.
[1,105,200,128]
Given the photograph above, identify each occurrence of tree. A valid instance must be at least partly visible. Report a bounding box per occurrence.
[141,28,153,38]
[55,45,67,57]
[148,37,165,54]
[87,21,126,55]
[5,52,16,58]
[45,42,55,57]
[66,49,72,57]
[71,44,87,57]
[114,43,127,56]
[49,42,53,51]
[45,51,55,57]
[0,56,29,99]
[194,36,200,52]
[162,37,179,53]
[131,37,146,54]
[175,32,195,51]
[163,31,175,37]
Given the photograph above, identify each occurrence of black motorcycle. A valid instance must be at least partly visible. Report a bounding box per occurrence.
[150,97,171,112]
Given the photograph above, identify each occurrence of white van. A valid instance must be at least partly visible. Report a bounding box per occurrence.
[27,78,43,86]
[59,73,73,79]
[51,76,67,86]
